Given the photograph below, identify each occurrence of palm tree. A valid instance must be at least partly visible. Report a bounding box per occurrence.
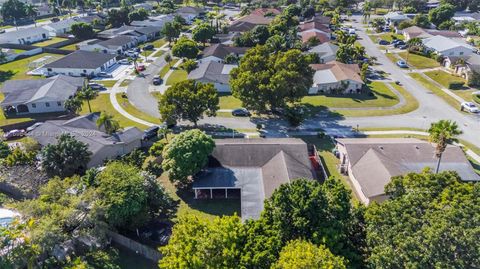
[428,120,462,174]
[77,87,98,113]
[64,97,83,114]
[25,4,38,27]
[96,112,120,135]
[164,53,172,67]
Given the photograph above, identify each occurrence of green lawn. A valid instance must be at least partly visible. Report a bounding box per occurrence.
[219,94,243,109]
[80,94,148,130]
[454,89,478,103]
[152,50,165,58]
[385,52,399,63]
[166,69,187,85]
[151,38,167,48]
[158,173,241,221]
[0,53,64,84]
[423,70,465,89]
[59,43,78,50]
[116,93,162,124]
[92,80,117,88]
[398,52,439,69]
[410,73,461,108]
[33,37,69,47]
[377,33,404,42]
[120,79,132,87]
[302,82,399,108]
[159,59,179,78]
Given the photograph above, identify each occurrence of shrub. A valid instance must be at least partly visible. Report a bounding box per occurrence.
[448,81,464,89]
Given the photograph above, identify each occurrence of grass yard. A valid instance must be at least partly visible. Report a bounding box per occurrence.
[59,43,78,50]
[159,59,179,78]
[302,81,399,108]
[423,70,465,89]
[80,93,148,130]
[151,38,167,48]
[152,50,165,58]
[398,52,439,69]
[410,73,461,108]
[377,33,404,42]
[94,80,117,88]
[219,94,242,109]
[158,173,241,221]
[116,93,162,124]
[334,83,419,117]
[33,37,69,47]
[0,53,63,84]
[453,89,478,102]
[385,52,399,63]
[120,79,132,87]
[165,69,187,85]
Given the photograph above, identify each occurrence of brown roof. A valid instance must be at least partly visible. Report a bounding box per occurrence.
[304,15,331,25]
[235,13,273,25]
[310,61,362,83]
[403,26,431,38]
[299,21,331,33]
[301,31,330,44]
[426,29,462,38]
[202,44,248,59]
[250,8,281,16]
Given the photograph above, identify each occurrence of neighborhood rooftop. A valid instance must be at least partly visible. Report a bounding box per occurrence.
[43,50,117,69]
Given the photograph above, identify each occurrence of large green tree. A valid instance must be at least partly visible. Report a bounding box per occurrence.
[77,86,98,113]
[0,141,11,159]
[366,170,480,268]
[192,23,216,46]
[162,129,215,187]
[158,79,219,127]
[230,46,313,112]
[171,37,199,59]
[41,133,91,177]
[70,22,95,40]
[128,7,149,22]
[96,112,120,135]
[1,0,26,21]
[429,4,455,26]
[161,21,181,45]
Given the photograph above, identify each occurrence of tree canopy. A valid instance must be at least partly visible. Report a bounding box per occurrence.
[429,4,455,26]
[192,23,216,46]
[161,21,181,45]
[1,0,26,21]
[171,37,199,59]
[70,22,95,40]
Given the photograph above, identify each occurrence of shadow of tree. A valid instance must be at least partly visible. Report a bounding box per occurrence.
[0,70,15,83]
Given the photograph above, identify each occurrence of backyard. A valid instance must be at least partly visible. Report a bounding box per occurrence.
[33,37,69,47]
[0,53,64,84]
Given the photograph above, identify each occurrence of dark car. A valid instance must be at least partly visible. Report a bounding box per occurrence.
[398,44,408,50]
[378,39,390,45]
[88,83,107,91]
[152,76,163,85]
[143,44,154,50]
[394,41,406,48]
[142,126,160,140]
[231,108,251,117]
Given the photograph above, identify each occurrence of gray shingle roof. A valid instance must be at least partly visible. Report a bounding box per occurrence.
[188,61,235,84]
[202,44,248,59]
[98,35,134,49]
[308,42,339,57]
[43,51,116,69]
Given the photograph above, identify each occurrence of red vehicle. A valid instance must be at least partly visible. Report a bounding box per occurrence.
[136,64,145,72]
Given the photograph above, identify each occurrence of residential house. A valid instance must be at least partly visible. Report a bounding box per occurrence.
[228,13,274,32]
[213,32,241,45]
[176,6,205,23]
[423,35,475,58]
[97,25,161,42]
[308,43,339,63]
[0,75,85,114]
[192,138,317,219]
[29,113,143,168]
[384,11,410,25]
[35,4,54,17]
[0,27,49,44]
[250,8,281,16]
[309,61,364,94]
[403,26,462,41]
[335,138,480,204]
[199,43,248,63]
[131,14,174,28]
[298,17,331,44]
[188,61,236,92]
[41,50,117,77]
[77,35,136,54]
[42,18,76,36]
[451,53,480,83]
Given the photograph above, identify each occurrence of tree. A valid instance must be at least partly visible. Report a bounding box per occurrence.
[0,141,11,159]
[272,240,346,269]
[1,0,27,21]
[180,59,198,73]
[427,120,462,173]
[77,86,98,113]
[251,25,270,45]
[159,215,246,269]
[41,133,91,177]
[173,14,186,25]
[70,22,95,40]
[230,46,313,112]
[224,53,240,64]
[158,80,219,127]
[398,20,413,30]
[107,8,129,28]
[96,112,120,135]
[128,7,149,22]
[171,37,199,59]
[366,170,480,268]
[192,23,216,46]
[413,14,430,28]
[161,21,180,45]
[429,4,455,26]
[64,97,83,114]
[164,53,172,67]
[162,129,215,187]
[24,4,38,26]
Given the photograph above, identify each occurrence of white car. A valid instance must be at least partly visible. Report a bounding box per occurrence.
[461,102,480,113]
[118,59,130,65]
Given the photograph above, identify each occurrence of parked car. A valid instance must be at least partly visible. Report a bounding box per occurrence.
[142,126,160,140]
[136,64,145,72]
[152,76,163,85]
[394,41,406,48]
[461,102,480,113]
[97,72,112,78]
[26,122,43,132]
[143,44,154,50]
[396,60,408,68]
[4,129,26,140]
[231,108,251,117]
[133,47,141,53]
[51,17,60,22]
[0,29,5,34]
[118,59,130,65]
[88,83,107,91]
[378,39,390,45]
[383,26,391,32]
[398,44,408,50]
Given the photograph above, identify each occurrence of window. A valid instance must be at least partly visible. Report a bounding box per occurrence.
[57,101,61,106]
[45,102,50,107]
[31,103,36,108]
[460,52,464,55]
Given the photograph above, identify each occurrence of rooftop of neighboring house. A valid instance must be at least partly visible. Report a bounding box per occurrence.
[176,6,205,14]
[97,25,160,39]
[42,18,77,31]
[336,138,480,200]
[193,138,315,219]
[250,8,281,16]
[188,61,235,84]
[299,20,331,33]
[202,43,248,60]
[308,42,339,58]
[404,26,462,39]
[423,35,475,52]
[214,32,241,45]
[310,61,362,84]
[384,11,410,21]
[43,50,116,69]
[96,35,135,49]
[300,31,330,44]
[230,13,274,29]
[0,27,49,43]
[303,15,331,25]
[0,75,85,107]
[131,15,174,27]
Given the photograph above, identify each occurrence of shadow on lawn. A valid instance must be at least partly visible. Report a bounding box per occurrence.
[0,70,15,83]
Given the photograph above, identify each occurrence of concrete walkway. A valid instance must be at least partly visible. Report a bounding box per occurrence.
[418,73,466,103]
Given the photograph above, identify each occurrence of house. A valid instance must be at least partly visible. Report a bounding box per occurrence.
[384,11,410,25]
[200,43,248,63]
[77,35,136,54]
[250,8,281,16]
[35,4,54,17]
[335,138,480,204]
[0,75,85,115]
[423,35,475,58]
[0,27,49,44]
[41,50,117,77]
[229,14,273,32]
[298,17,331,44]
[403,26,462,41]
[300,31,330,44]
[130,14,174,28]
[188,61,236,92]
[192,138,317,219]
[308,43,339,63]
[452,53,480,82]
[213,32,241,45]
[309,61,364,94]
[97,25,161,42]
[42,18,76,36]
[303,15,331,25]
[176,6,205,23]
[29,113,143,168]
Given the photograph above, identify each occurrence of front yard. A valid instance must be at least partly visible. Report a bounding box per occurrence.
[423,70,466,89]
[0,53,64,84]
[166,69,188,85]
[116,93,162,125]
[219,94,243,109]
[397,52,439,69]
[409,73,461,108]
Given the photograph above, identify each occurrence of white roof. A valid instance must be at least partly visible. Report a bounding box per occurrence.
[313,69,337,84]
[423,35,475,53]
[384,11,409,21]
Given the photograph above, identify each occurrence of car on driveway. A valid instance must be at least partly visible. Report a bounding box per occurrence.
[231,108,251,117]
[4,129,25,140]
[461,102,480,113]
[378,39,390,45]
[136,64,145,72]
[26,122,43,132]
[88,82,107,91]
[152,76,163,85]
[143,44,154,50]
[97,72,112,78]
[118,59,130,65]
[398,44,408,50]
[396,60,408,68]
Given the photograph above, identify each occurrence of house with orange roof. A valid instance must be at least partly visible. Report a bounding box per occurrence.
[309,61,364,94]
